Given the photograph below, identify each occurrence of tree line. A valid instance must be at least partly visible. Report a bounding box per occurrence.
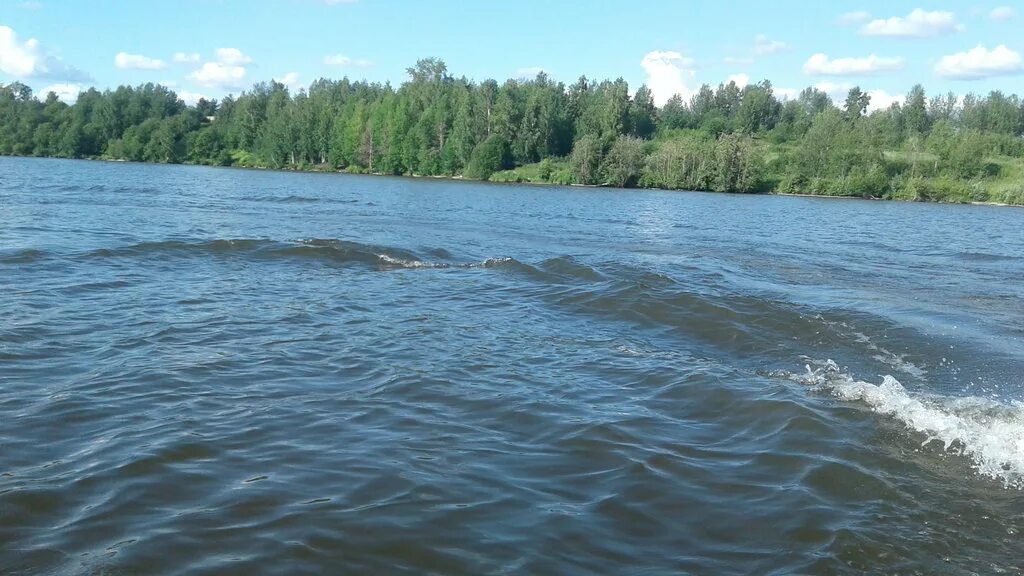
[2,57,1023,204]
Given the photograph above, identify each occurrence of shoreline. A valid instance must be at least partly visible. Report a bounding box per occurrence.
[4,154,1021,208]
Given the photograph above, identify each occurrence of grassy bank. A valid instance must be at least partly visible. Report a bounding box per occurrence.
[455,148,1024,205]
[77,145,1022,206]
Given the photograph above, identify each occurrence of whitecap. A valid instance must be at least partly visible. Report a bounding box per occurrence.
[791,360,1024,488]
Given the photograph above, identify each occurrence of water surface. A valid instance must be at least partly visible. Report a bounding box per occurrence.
[1,157,1022,575]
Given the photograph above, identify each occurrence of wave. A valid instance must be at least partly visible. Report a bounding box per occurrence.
[72,238,621,284]
[954,251,1022,263]
[539,256,607,282]
[84,239,273,259]
[77,238,528,272]
[780,359,1024,489]
[44,183,164,195]
[242,195,321,203]
[0,248,48,264]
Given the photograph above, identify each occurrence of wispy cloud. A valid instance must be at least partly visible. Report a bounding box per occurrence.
[804,53,904,76]
[114,52,166,71]
[990,6,1014,21]
[860,9,963,38]
[173,52,201,64]
[323,53,373,67]
[753,34,787,55]
[838,11,871,25]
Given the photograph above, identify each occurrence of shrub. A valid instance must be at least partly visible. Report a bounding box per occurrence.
[993,186,1024,205]
[600,136,646,188]
[538,158,554,182]
[464,135,512,180]
[569,134,604,185]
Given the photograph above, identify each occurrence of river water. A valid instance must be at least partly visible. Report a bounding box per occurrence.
[1,157,1022,575]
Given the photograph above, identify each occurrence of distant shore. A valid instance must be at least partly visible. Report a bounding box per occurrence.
[54,155,1009,208]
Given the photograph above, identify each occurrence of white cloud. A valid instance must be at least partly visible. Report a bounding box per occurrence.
[0,25,90,81]
[839,11,871,25]
[860,9,962,38]
[40,83,81,104]
[641,50,696,106]
[214,48,251,66]
[177,90,209,106]
[323,53,373,67]
[19,1,42,9]
[803,53,903,76]
[0,25,37,76]
[724,35,785,66]
[866,89,903,113]
[935,44,1023,79]
[114,52,166,70]
[753,34,786,55]
[775,87,801,100]
[173,52,200,63]
[189,61,248,89]
[990,6,1014,21]
[187,48,253,90]
[726,73,749,88]
[324,0,358,4]
[812,81,852,103]
[275,71,302,90]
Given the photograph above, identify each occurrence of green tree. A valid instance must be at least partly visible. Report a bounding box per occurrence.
[569,134,604,185]
[464,134,511,180]
[843,87,870,120]
[601,135,646,187]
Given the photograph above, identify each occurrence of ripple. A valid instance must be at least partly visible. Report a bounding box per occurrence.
[2,157,1023,575]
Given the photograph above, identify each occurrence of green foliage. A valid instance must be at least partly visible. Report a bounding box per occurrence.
[538,157,554,181]
[569,134,604,185]
[712,132,762,192]
[3,63,1024,203]
[641,134,718,191]
[601,135,646,187]
[993,186,1024,205]
[464,135,511,180]
[488,169,527,183]
[892,176,972,203]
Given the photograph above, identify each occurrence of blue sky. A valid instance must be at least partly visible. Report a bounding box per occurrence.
[2,0,1022,109]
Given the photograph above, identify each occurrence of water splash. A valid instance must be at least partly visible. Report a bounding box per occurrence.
[790,360,1024,488]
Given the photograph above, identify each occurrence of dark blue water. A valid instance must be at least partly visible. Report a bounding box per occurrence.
[1,157,1022,575]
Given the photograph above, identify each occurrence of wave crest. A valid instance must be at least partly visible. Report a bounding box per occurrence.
[787,360,1024,488]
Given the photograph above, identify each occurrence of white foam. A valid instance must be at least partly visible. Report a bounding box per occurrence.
[376,254,445,269]
[376,254,516,270]
[793,360,1024,488]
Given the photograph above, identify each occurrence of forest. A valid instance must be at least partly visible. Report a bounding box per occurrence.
[2,58,1024,204]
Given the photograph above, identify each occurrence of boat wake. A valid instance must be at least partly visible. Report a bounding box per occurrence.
[783,359,1024,489]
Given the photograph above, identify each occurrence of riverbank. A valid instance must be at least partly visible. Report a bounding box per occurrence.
[3,152,1021,207]
[150,155,1024,207]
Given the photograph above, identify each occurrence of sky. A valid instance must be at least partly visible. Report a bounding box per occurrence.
[2,0,1023,110]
